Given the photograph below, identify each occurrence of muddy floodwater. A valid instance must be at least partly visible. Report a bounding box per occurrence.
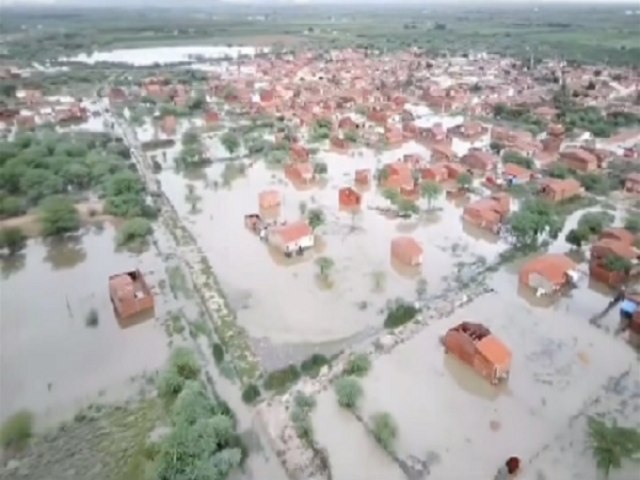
[0,224,169,428]
[343,268,637,480]
[156,135,507,366]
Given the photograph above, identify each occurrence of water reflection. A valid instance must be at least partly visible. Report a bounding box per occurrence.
[116,308,155,330]
[445,190,470,208]
[462,220,500,244]
[516,283,557,309]
[43,236,87,270]
[1,253,26,279]
[390,256,421,279]
[443,353,510,401]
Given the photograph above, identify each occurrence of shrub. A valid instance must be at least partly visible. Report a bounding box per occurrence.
[384,301,419,329]
[334,376,363,410]
[158,368,186,401]
[577,211,614,236]
[370,412,398,453]
[344,353,371,378]
[158,347,201,401]
[212,343,225,364]
[116,217,152,247]
[0,410,33,449]
[624,215,640,233]
[263,365,300,392]
[290,392,317,444]
[85,308,99,327]
[300,353,329,378]
[0,195,24,218]
[241,383,261,404]
[39,195,80,237]
[0,227,26,255]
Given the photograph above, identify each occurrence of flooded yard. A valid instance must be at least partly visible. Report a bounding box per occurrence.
[0,223,170,428]
[155,138,509,367]
[343,268,637,480]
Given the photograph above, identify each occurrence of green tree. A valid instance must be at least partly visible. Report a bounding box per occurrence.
[457,172,473,191]
[39,196,80,237]
[396,198,419,217]
[0,227,27,255]
[587,417,640,479]
[604,255,632,274]
[565,228,589,249]
[20,169,64,203]
[313,161,328,175]
[421,181,443,209]
[0,410,33,450]
[382,188,400,205]
[220,131,240,155]
[503,151,535,170]
[624,215,640,234]
[548,163,571,179]
[506,199,562,248]
[577,211,614,235]
[334,376,363,410]
[307,208,325,230]
[182,129,200,147]
[315,256,335,283]
[344,130,358,143]
[344,353,371,378]
[116,217,152,247]
[370,412,398,453]
[0,195,24,218]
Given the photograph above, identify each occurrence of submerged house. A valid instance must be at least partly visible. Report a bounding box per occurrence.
[109,270,155,320]
[539,178,584,203]
[268,221,315,256]
[355,169,371,186]
[339,187,362,208]
[462,193,510,234]
[519,254,579,296]
[443,322,512,385]
[258,189,281,210]
[391,236,423,266]
[589,228,639,287]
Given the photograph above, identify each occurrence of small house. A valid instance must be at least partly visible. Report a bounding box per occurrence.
[430,143,455,163]
[539,178,584,203]
[443,322,512,385]
[385,126,404,146]
[330,136,349,152]
[355,169,371,186]
[503,162,533,184]
[624,173,640,194]
[462,149,498,173]
[268,221,314,256]
[285,163,314,184]
[339,187,362,208]
[391,236,423,267]
[559,149,599,173]
[258,190,281,210]
[290,144,310,163]
[462,193,510,234]
[519,254,579,296]
[109,270,155,320]
[204,110,220,126]
[422,163,449,183]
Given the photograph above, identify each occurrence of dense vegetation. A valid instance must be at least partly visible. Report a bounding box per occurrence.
[0,131,153,224]
[0,410,33,450]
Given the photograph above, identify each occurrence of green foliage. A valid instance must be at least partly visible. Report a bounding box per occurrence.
[624,215,640,234]
[503,151,535,170]
[382,188,400,204]
[344,353,371,378]
[0,227,27,255]
[604,255,632,274]
[548,163,571,179]
[587,417,640,478]
[116,217,152,247]
[0,410,33,450]
[396,198,419,217]
[420,181,443,209]
[493,103,546,133]
[457,172,472,190]
[0,195,25,217]
[370,412,398,453]
[39,195,80,237]
[565,228,589,248]
[241,384,261,404]
[334,376,363,410]
[313,161,328,175]
[157,381,242,480]
[384,300,419,329]
[182,129,200,147]
[212,343,225,364]
[85,308,99,327]
[506,198,562,248]
[290,392,317,444]
[315,256,335,281]
[220,131,240,155]
[263,365,300,392]
[309,119,332,142]
[158,347,201,402]
[300,354,330,378]
[577,211,614,236]
[578,172,613,195]
[489,141,504,154]
[307,208,325,230]
[343,129,358,143]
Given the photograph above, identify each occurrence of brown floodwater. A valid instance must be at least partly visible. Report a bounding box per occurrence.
[156,139,508,348]
[349,267,636,479]
[0,224,169,428]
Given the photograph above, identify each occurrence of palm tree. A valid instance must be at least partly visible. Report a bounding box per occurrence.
[315,256,335,283]
[587,416,640,479]
[421,181,443,210]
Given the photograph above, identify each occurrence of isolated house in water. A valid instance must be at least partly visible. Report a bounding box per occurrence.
[462,193,510,234]
[268,221,315,256]
[519,254,579,296]
[443,322,512,385]
[258,190,281,210]
[109,270,155,320]
[391,236,423,266]
[339,187,362,209]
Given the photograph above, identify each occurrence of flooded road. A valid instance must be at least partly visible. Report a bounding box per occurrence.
[0,224,169,428]
[154,131,508,365]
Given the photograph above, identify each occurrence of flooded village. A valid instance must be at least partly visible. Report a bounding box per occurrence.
[1,29,640,480]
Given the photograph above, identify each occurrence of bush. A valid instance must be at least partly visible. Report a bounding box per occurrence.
[344,353,371,378]
[85,308,99,327]
[0,195,24,218]
[158,347,201,401]
[300,353,329,378]
[577,211,614,236]
[0,410,33,449]
[263,365,300,392]
[624,215,640,233]
[370,412,397,453]
[0,227,26,255]
[334,376,363,410]
[212,343,225,364]
[384,301,419,329]
[39,195,80,237]
[241,383,261,404]
[116,217,152,247]
[290,392,317,444]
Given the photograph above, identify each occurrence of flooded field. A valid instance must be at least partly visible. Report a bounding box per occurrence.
[335,267,637,480]
[154,134,509,367]
[0,223,170,428]
[64,45,263,66]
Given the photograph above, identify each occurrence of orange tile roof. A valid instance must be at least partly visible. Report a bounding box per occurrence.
[273,221,313,244]
[476,335,512,368]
